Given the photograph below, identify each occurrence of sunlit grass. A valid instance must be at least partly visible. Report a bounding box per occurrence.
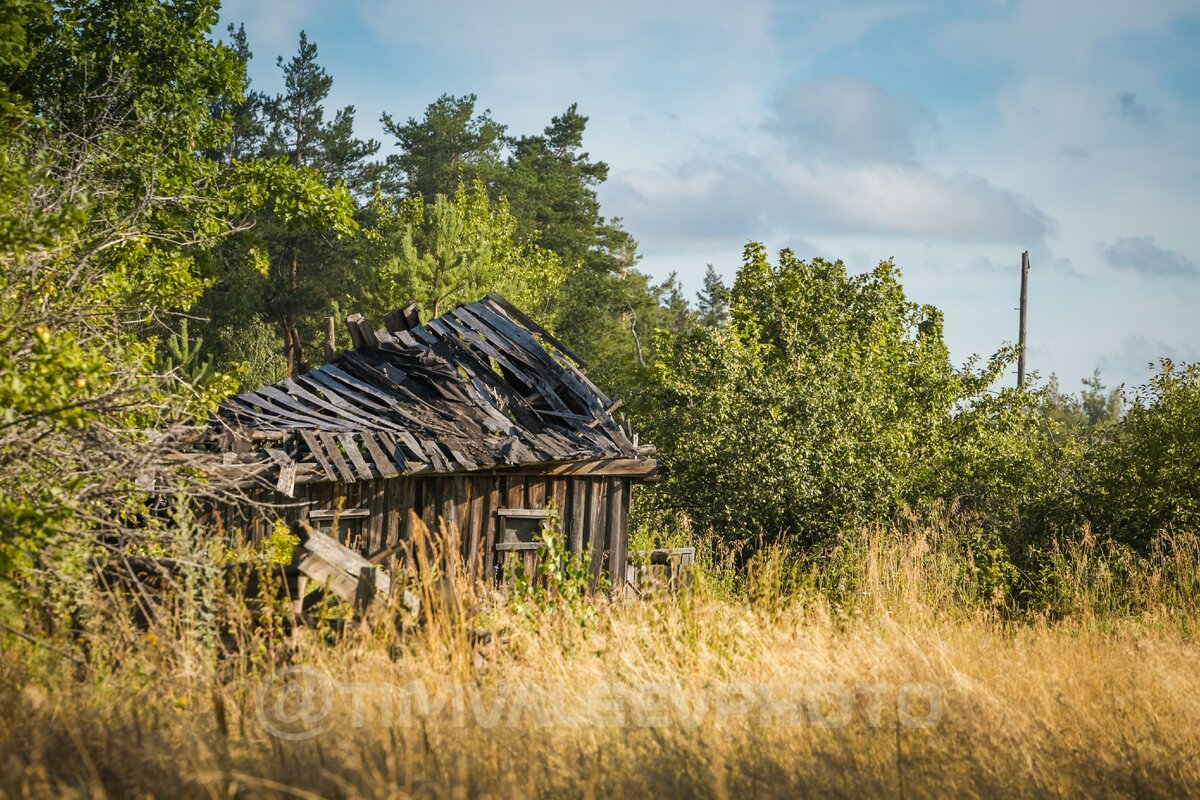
[2,523,1198,798]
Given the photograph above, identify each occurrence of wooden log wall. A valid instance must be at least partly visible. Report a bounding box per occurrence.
[206,473,632,591]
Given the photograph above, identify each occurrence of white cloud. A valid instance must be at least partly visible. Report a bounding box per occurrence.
[609,76,1049,249]
[1102,236,1199,278]
[218,0,1199,387]
[768,76,935,163]
[350,0,776,105]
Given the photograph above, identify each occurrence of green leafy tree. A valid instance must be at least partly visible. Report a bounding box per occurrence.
[1078,360,1200,548]
[499,104,627,269]
[0,0,272,593]
[496,104,672,394]
[363,182,566,324]
[696,264,730,328]
[197,29,366,375]
[932,376,1082,552]
[261,31,382,195]
[1040,369,1123,433]
[210,315,288,390]
[381,93,505,200]
[161,318,214,386]
[646,243,1006,546]
[205,23,262,165]
[378,96,671,395]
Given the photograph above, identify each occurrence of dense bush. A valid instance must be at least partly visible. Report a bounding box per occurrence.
[642,243,1198,566]
[1077,360,1200,547]
[645,243,1018,546]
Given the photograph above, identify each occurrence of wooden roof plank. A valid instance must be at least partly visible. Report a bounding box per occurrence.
[325,356,457,431]
[317,431,356,482]
[237,391,340,429]
[484,292,589,368]
[375,431,410,472]
[281,377,393,431]
[468,299,609,410]
[340,352,464,426]
[459,305,587,415]
[222,400,293,430]
[212,294,645,485]
[447,317,575,420]
[298,429,336,481]
[395,430,429,464]
[454,304,552,373]
[473,304,606,411]
[422,439,450,472]
[411,325,440,347]
[449,448,477,471]
[320,363,405,408]
[359,432,400,477]
[302,370,392,416]
[253,385,348,427]
[338,432,376,480]
[435,311,541,396]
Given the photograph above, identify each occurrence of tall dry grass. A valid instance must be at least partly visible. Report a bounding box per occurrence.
[1,522,1199,798]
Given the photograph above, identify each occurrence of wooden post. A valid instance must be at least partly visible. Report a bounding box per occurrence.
[324,316,336,362]
[355,566,376,614]
[292,574,307,617]
[1017,251,1030,388]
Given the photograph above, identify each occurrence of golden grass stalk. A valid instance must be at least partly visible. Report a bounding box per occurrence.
[1,521,1198,798]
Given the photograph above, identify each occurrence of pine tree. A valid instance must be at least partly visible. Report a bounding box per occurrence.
[696,264,730,327]
[195,29,371,376]
[499,103,634,273]
[204,23,263,165]
[381,94,505,200]
[261,31,381,195]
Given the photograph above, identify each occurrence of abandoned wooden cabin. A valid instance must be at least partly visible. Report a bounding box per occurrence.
[204,293,659,591]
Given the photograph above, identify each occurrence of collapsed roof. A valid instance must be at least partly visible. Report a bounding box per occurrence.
[210,294,654,490]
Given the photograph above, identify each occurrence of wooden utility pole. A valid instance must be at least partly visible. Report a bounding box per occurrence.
[1017,250,1030,388]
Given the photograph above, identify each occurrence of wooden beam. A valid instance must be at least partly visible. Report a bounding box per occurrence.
[494,541,541,552]
[292,522,392,601]
[306,507,371,520]
[484,292,588,368]
[489,457,660,478]
[496,508,552,518]
[202,454,662,489]
[265,447,296,497]
[383,302,421,334]
[344,313,379,350]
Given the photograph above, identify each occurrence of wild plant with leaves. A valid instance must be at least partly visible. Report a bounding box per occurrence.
[644,243,990,546]
[0,1,350,604]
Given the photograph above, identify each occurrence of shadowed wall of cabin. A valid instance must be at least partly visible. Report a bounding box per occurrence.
[209,473,632,588]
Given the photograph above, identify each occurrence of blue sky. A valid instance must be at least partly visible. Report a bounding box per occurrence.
[220,0,1200,391]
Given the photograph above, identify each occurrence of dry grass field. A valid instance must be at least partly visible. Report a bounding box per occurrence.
[2,525,1199,799]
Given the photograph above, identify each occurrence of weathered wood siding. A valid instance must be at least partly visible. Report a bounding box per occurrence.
[208,473,633,590]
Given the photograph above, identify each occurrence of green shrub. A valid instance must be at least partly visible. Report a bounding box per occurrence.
[1079,360,1200,549]
[643,243,1026,548]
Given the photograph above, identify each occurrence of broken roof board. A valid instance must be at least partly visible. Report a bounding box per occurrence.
[213,294,651,485]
